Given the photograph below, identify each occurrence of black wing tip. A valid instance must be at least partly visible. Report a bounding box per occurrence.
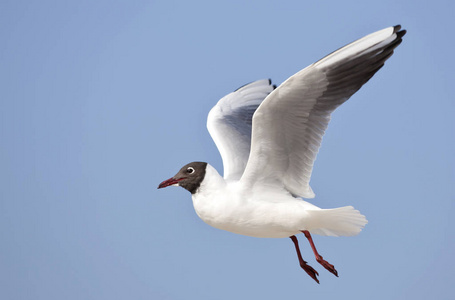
[393,24,407,38]
[268,78,277,89]
[397,29,407,39]
[234,79,275,92]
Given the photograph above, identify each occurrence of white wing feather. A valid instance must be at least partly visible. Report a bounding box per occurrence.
[207,79,275,180]
[241,26,406,198]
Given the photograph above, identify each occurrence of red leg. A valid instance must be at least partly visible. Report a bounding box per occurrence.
[302,230,338,277]
[289,235,320,284]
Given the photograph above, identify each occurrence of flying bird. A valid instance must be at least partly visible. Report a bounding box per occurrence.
[158,25,406,283]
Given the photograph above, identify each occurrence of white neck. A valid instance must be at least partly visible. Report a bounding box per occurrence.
[191,164,228,227]
[196,164,226,196]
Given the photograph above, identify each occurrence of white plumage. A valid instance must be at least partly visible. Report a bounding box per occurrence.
[159,25,406,282]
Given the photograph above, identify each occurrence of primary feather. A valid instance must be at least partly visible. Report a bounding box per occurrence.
[241,25,405,198]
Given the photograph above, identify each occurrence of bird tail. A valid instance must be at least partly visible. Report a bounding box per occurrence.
[305,206,368,237]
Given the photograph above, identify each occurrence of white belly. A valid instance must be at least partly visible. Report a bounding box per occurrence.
[192,187,318,238]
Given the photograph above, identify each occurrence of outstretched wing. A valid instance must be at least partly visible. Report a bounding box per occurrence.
[207,79,275,180]
[241,25,406,198]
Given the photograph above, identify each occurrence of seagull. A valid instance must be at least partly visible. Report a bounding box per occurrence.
[158,25,406,283]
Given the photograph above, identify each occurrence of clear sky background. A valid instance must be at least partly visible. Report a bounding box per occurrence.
[1,1,454,299]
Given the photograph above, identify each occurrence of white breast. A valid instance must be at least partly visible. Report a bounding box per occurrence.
[192,165,320,238]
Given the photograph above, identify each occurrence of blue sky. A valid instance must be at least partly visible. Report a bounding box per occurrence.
[1,1,454,299]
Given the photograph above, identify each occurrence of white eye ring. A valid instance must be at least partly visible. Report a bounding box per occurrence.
[187,167,195,174]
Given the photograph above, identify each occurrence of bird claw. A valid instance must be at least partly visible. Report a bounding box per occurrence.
[316,255,338,277]
[300,261,320,284]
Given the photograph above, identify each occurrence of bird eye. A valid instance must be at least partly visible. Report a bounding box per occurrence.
[187,167,195,174]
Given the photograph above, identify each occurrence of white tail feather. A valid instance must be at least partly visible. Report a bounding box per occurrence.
[305,206,368,237]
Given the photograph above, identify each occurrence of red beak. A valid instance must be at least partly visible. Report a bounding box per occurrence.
[158,177,186,189]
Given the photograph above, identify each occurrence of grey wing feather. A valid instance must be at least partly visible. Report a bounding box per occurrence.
[207,79,275,180]
[241,26,406,198]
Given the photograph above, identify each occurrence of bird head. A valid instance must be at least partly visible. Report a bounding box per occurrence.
[158,162,208,194]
